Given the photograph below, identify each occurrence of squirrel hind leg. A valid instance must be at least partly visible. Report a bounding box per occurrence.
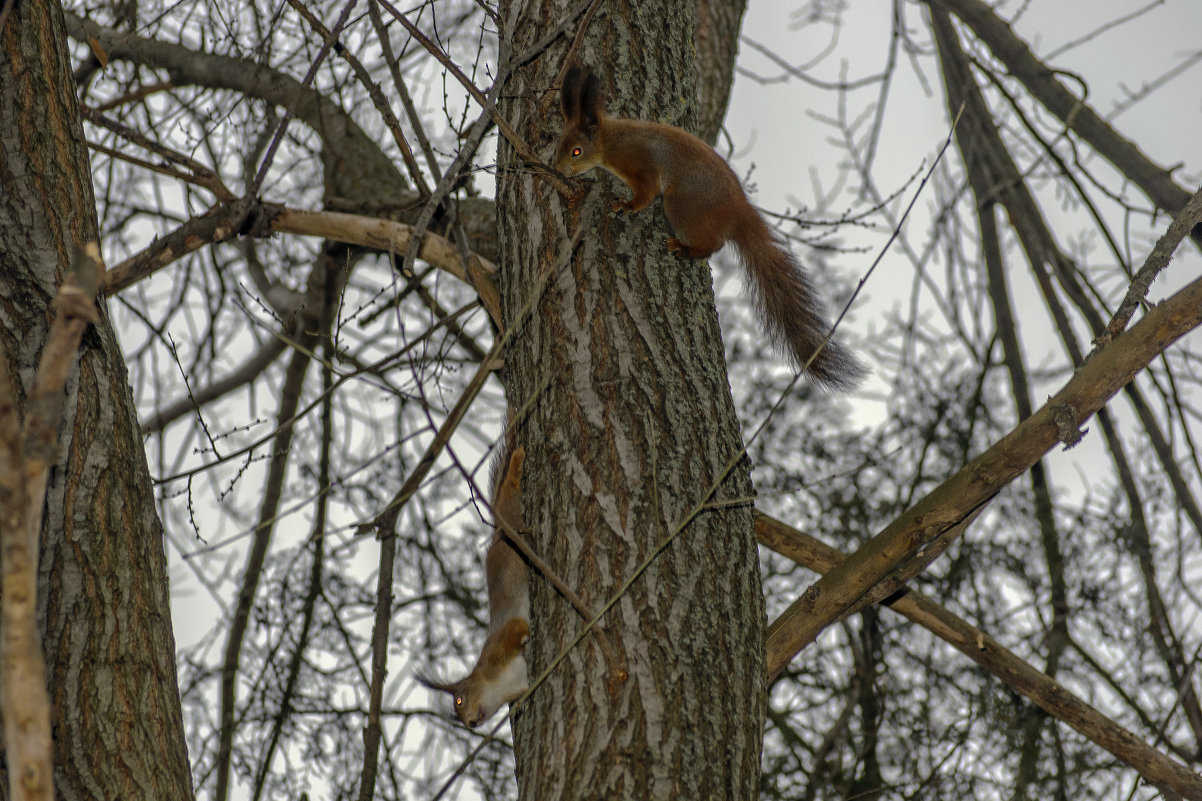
[666,237,720,260]
[662,192,732,260]
[666,221,727,259]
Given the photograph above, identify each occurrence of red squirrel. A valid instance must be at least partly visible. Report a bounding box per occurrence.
[419,445,529,728]
[554,66,863,390]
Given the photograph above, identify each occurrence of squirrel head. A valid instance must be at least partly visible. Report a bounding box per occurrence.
[416,674,493,728]
[416,617,530,728]
[554,66,605,176]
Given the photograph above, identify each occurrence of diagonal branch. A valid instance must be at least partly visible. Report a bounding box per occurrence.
[932,0,1202,564]
[931,0,1201,247]
[931,3,1202,752]
[756,514,1202,801]
[1104,189,1202,340]
[766,189,1202,680]
[102,199,262,296]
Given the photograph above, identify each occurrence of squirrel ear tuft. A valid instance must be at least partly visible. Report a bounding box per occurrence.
[578,69,604,132]
[561,65,585,121]
[414,673,457,695]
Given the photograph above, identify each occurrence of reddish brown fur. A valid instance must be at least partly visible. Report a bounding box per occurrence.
[485,445,529,630]
[555,67,863,389]
[477,617,530,679]
[492,445,524,534]
[418,442,530,727]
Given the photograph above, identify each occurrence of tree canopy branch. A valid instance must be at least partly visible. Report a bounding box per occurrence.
[766,190,1202,679]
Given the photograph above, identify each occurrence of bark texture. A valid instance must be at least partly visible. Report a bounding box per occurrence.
[497,1,764,798]
[694,0,747,145]
[0,3,194,799]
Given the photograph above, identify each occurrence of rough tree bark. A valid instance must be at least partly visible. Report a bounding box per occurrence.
[0,2,195,799]
[496,0,765,798]
[694,0,747,144]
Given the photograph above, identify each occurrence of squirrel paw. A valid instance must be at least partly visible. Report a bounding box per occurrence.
[610,199,627,214]
[666,238,713,260]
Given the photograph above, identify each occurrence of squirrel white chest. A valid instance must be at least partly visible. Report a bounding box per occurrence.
[480,653,528,716]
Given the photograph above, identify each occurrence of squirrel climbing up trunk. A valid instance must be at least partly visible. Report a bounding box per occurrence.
[554,65,863,390]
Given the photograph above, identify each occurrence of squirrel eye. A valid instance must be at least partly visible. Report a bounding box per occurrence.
[572,147,582,157]
[455,697,463,706]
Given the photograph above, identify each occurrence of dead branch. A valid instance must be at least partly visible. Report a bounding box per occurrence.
[0,355,53,801]
[766,195,1202,679]
[104,203,498,305]
[24,246,103,523]
[1106,189,1202,341]
[103,200,261,296]
[756,514,1202,801]
[932,0,1201,247]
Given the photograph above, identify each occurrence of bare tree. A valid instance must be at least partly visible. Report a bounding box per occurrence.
[496,1,764,797]
[0,0,1198,800]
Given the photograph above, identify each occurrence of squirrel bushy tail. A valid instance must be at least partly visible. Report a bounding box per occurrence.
[556,65,864,388]
[732,214,864,390]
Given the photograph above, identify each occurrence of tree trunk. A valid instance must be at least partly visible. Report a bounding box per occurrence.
[497,1,765,798]
[0,2,195,799]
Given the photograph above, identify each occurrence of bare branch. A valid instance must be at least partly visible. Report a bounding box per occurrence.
[932,0,1201,246]
[359,347,499,801]
[63,11,409,206]
[1105,189,1202,341]
[104,202,499,305]
[0,356,53,801]
[214,253,341,801]
[757,514,1202,801]
[766,204,1202,678]
[0,354,53,801]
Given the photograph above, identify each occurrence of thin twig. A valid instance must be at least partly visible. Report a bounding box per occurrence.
[1102,186,1202,343]
[80,105,235,200]
[360,231,580,798]
[287,0,429,196]
[373,0,572,193]
[249,0,358,195]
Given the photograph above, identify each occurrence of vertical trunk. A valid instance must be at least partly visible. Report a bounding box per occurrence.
[0,2,195,799]
[497,1,764,798]
[694,0,747,144]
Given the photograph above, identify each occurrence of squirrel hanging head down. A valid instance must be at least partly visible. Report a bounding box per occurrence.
[417,446,530,728]
[555,66,864,390]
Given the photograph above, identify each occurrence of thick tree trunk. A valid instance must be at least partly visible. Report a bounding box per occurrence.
[0,2,195,799]
[497,1,765,798]
[694,0,747,145]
